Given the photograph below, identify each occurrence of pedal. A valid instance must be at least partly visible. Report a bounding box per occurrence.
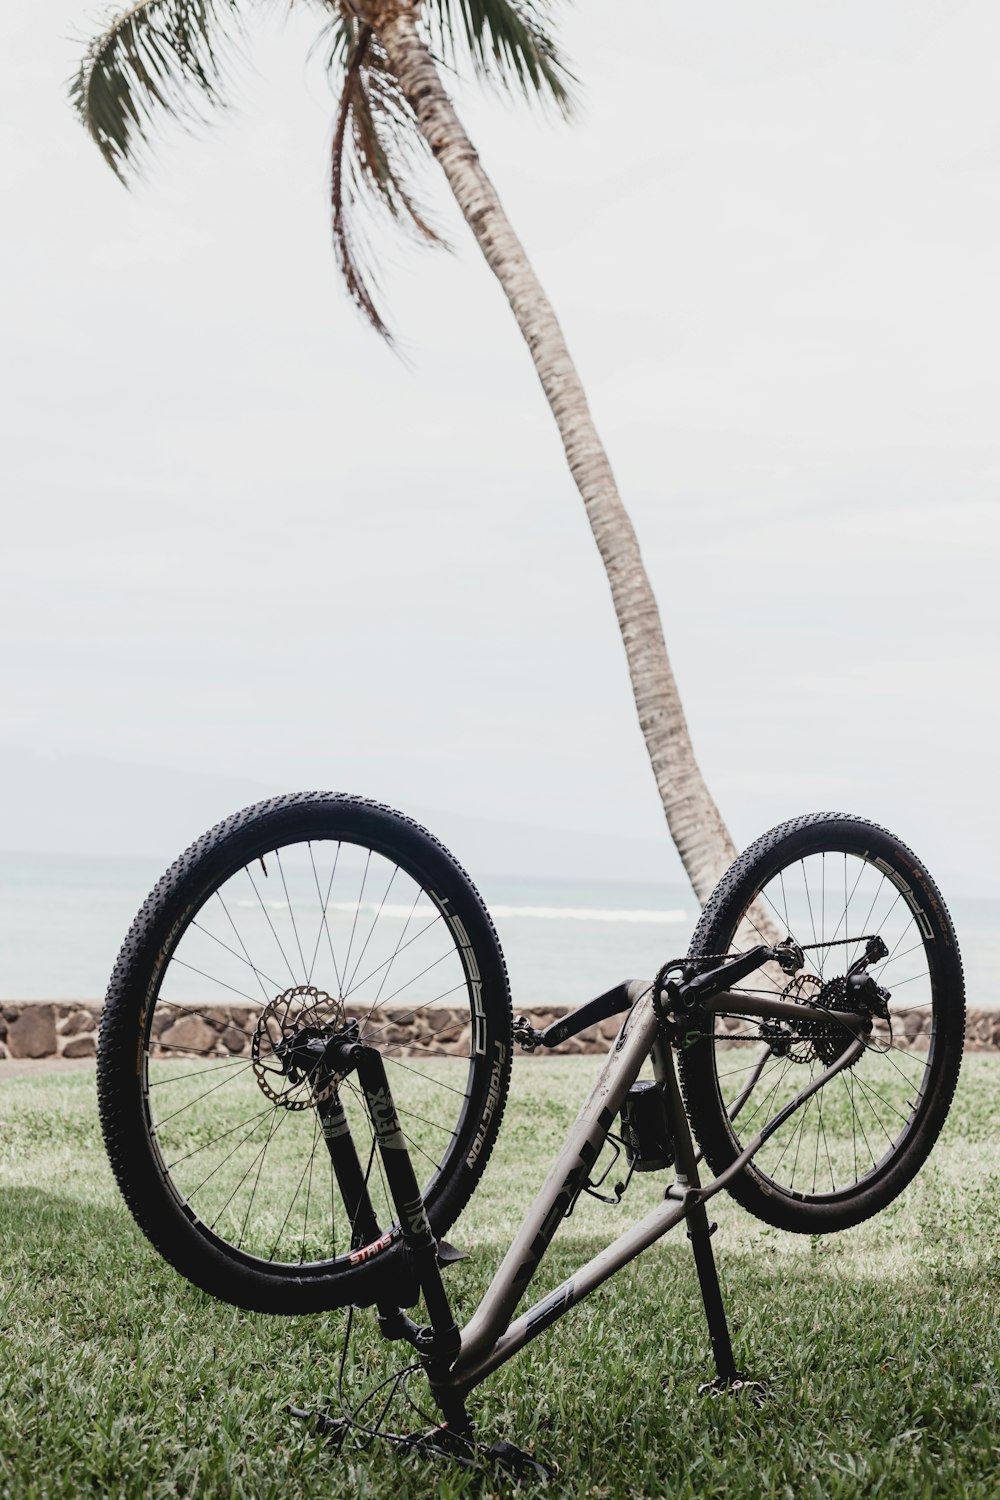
[398,1426,556,1483]
[400,1425,480,1471]
[513,1015,544,1052]
[288,1404,349,1447]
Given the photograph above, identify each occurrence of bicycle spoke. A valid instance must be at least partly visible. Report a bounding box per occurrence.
[382,1054,471,1098]
[164,1101,278,1170]
[361,984,471,1043]
[301,1112,320,1264]
[237,1107,289,1249]
[341,910,445,1001]
[167,959,263,1008]
[359,888,423,1031]
[201,904,281,999]
[346,865,398,998]
[341,851,372,990]
[275,848,309,983]
[849,1070,897,1151]
[245,865,299,987]
[308,840,343,991]
[186,1106,279,1207]
[132,816,501,1283]
[788,1086,813,1191]
[148,1055,251,1087]
[152,1000,259,1038]
[705,836,944,1209]
[267,1112,321,1262]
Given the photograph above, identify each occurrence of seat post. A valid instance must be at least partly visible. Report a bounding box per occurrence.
[650,1038,740,1387]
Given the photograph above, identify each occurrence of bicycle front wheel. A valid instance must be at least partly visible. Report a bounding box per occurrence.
[678,814,965,1233]
[98,794,513,1312]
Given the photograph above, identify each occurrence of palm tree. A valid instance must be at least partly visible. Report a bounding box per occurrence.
[72,0,745,906]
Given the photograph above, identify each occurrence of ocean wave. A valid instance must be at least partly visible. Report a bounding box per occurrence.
[235,898,687,925]
[490,905,687,925]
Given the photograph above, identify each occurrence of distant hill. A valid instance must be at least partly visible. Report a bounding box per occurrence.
[0,744,680,885]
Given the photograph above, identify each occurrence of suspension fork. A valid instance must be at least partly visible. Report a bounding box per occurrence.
[313,1089,382,1249]
[326,1038,462,1366]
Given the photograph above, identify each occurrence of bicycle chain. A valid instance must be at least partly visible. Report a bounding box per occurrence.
[658,943,882,1063]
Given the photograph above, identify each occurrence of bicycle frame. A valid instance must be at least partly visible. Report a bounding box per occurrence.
[451,982,860,1391]
[334,972,868,1439]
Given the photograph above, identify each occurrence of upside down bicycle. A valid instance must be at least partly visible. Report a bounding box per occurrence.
[97,795,965,1477]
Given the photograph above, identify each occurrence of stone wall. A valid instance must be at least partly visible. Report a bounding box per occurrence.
[1,999,998,1061]
[1,1003,101,1061]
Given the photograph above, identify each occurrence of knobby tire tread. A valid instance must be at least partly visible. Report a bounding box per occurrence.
[98,792,513,1313]
[677,812,965,1233]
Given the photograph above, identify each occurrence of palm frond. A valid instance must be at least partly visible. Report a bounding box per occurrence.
[70,0,243,181]
[424,0,574,114]
[318,1,572,339]
[328,16,443,340]
[73,0,573,340]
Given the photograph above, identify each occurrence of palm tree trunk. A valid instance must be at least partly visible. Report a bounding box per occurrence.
[379,7,744,906]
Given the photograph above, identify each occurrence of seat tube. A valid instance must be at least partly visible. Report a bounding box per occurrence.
[651,1036,739,1384]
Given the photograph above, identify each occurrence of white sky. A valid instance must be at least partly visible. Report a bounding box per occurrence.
[2,0,999,896]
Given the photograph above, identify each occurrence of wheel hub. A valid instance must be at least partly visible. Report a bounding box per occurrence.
[251,985,354,1109]
[766,973,862,1067]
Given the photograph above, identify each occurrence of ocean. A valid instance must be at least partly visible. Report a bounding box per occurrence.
[1,850,996,1011]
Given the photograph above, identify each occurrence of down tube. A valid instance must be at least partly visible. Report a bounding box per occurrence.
[457,1185,692,1389]
[452,979,656,1380]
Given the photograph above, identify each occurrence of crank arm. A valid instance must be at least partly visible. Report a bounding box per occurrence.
[514,979,637,1052]
[676,944,793,1006]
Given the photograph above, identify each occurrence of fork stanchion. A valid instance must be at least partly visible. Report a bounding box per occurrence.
[337,1040,463,1367]
[314,1089,383,1250]
[291,1042,479,1455]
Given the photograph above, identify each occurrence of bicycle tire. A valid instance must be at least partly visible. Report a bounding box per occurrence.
[678,813,964,1233]
[98,793,513,1312]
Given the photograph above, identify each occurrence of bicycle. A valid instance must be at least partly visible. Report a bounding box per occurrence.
[97,795,965,1478]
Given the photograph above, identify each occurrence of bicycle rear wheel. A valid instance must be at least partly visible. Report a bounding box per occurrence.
[98,794,513,1312]
[678,814,964,1233]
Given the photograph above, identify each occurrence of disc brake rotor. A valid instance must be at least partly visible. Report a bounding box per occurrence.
[251,984,346,1109]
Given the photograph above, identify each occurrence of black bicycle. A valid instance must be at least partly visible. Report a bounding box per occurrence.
[97,796,964,1476]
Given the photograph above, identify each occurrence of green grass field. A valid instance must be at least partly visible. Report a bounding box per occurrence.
[1,1057,998,1499]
